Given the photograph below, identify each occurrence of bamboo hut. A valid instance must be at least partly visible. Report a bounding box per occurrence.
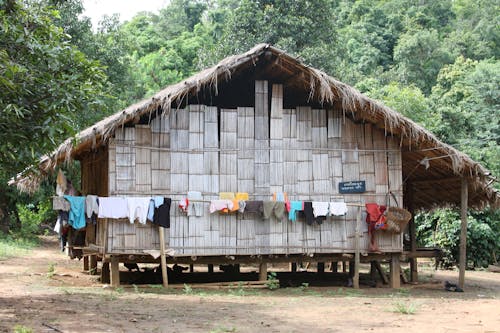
[11,44,499,288]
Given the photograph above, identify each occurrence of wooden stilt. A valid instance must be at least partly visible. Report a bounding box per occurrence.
[342,261,347,273]
[459,178,468,289]
[390,254,400,288]
[90,255,98,275]
[258,262,268,281]
[407,182,418,282]
[353,207,361,289]
[101,261,110,284]
[159,226,169,288]
[290,262,297,272]
[110,256,120,287]
[208,264,214,273]
[189,264,194,273]
[331,262,338,273]
[370,261,377,280]
[348,261,355,277]
[373,261,388,284]
[83,256,89,272]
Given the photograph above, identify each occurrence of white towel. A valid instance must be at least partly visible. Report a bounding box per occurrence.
[126,197,152,224]
[312,201,329,217]
[187,191,203,217]
[97,197,128,219]
[329,202,348,216]
[85,195,99,218]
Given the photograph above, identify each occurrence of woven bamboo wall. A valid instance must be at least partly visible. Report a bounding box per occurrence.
[100,81,403,256]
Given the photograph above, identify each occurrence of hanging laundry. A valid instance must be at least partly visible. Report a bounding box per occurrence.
[154,198,172,228]
[238,200,246,213]
[178,198,189,213]
[312,202,329,218]
[85,195,99,224]
[329,202,348,216]
[235,192,249,201]
[63,196,86,229]
[288,201,304,222]
[98,197,128,219]
[244,201,264,215]
[147,196,164,222]
[263,201,286,220]
[219,192,235,200]
[272,192,288,202]
[126,197,152,224]
[303,202,314,225]
[209,200,233,213]
[187,191,203,217]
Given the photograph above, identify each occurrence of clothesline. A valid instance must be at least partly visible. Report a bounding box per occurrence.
[107,191,403,197]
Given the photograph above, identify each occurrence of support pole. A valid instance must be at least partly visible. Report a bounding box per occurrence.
[407,182,418,282]
[290,262,297,272]
[208,264,214,273]
[159,226,169,288]
[258,262,268,281]
[89,255,98,275]
[83,256,89,272]
[353,207,361,289]
[317,262,325,273]
[331,262,338,273]
[110,256,120,287]
[459,178,468,289]
[390,254,400,288]
[101,261,110,284]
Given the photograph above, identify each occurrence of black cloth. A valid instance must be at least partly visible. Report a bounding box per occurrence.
[303,202,314,225]
[315,216,327,225]
[153,198,172,228]
[244,201,264,214]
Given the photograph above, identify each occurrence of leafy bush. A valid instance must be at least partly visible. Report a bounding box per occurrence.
[15,199,56,239]
[416,209,499,268]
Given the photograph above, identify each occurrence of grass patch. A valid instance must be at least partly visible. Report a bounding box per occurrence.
[392,300,417,314]
[210,326,237,333]
[0,234,38,260]
[13,325,33,333]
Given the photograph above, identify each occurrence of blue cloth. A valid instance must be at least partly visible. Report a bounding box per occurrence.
[289,201,303,222]
[147,196,164,222]
[63,196,86,230]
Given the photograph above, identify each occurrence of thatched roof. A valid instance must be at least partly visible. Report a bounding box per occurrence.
[10,44,499,209]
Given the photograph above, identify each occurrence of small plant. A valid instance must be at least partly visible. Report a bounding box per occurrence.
[47,263,56,278]
[392,300,417,314]
[183,283,193,294]
[265,272,279,290]
[13,325,33,333]
[299,282,309,291]
[132,284,140,293]
[114,287,124,294]
[210,327,237,333]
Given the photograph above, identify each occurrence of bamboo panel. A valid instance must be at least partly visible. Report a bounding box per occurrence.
[115,127,135,192]
[220,109,238,193]
[108,141,116,194]
[373,128,388,187]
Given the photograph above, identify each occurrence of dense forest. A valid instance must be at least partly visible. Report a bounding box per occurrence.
[0,0,498,267]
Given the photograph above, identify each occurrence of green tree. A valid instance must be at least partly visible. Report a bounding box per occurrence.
[0,0,108,230]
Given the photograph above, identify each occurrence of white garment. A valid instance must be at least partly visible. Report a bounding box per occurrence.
[329,202,348,216]
[126,197,152,224]
[209,200,233,213]
[187,191,203,217]
[85,195,99,218]
[312,201,329,217]
[97,197,128,219]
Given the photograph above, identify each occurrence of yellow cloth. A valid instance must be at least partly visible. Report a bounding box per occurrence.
[235,192,249,201]
[219,192,235,200]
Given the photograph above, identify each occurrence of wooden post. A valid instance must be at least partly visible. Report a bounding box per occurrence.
[101,261,110,284]
[83,256,89,272]
[407,182,418,282]
[370,261,377,280]
[110,256,120,287]
[390,254,400,288]
[331,262,338,273]
[290,262,297,272]
[459,178,468,289]
[208,264,214,273]
[189,264,194,273]
[342,261,347,273]
[259,262,268,281]
[353,207,361,289]
[89,255,98,275]
[159,226,169,288]
[317,262,325,273]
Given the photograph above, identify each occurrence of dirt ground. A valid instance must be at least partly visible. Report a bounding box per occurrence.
[1,237,499,333]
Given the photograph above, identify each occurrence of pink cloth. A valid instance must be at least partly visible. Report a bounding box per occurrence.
[209,200,234,213]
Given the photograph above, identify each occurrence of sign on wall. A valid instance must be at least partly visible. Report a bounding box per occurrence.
[339,181,366,194]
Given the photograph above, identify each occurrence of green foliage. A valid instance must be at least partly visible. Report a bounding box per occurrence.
[13,325,33,333]
[416,209,499,268]
[392,300,417,314]
[0,233,37,260]
[15,199,55,239]
[183,283,193,294]
[265,272,280,290]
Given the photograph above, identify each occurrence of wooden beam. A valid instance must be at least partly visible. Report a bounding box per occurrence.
[159,226,169,288]
[110,256,120,287]
[459,177,468,289]
[258,262,268,281]
[101,261,110,284]
[390,254,400,288]
[353,207,361,289]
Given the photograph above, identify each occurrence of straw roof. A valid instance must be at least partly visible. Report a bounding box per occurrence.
[10,44,499,209]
